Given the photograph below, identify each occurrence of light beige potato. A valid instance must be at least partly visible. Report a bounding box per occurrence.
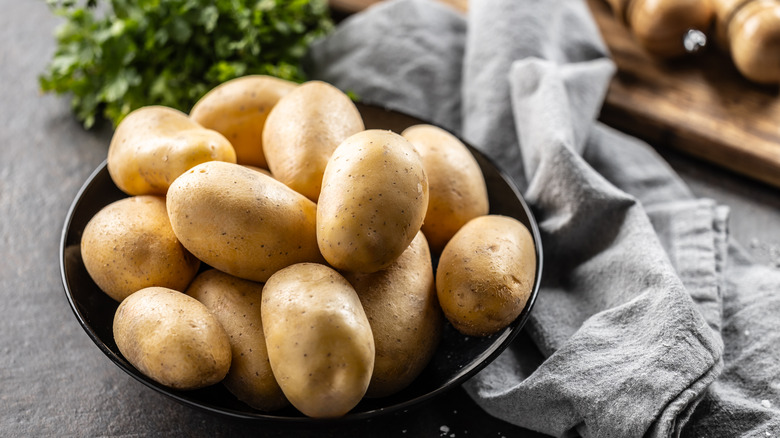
[726,0,780,85]
[108,106,236,196]
[401,124,489,253]
[317,130,429,273]
[190,75,297,168]
[436,215,536,337]
[186,270,287,411]
[344,231,443,398]
[166,161,323,282]
[80,196,200,302]
[261,263,375,418]
[262,80,364,201]
[113,286,232,390]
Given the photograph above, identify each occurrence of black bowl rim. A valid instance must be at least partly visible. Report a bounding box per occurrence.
[59,107,544,423]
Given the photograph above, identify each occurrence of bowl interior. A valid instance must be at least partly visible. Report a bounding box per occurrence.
[59,103,543,422]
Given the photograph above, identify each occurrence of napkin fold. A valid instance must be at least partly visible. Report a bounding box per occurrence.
[307,0,780,436]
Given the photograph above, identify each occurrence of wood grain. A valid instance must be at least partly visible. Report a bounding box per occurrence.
[329,0,780,188]
[329,0,381,13]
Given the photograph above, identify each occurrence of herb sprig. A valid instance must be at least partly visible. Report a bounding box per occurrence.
[39,0,333,128]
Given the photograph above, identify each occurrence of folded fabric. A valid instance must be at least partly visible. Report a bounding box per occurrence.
[306,0,780,436]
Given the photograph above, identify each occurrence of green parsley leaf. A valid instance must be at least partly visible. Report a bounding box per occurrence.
[39,0,333,129]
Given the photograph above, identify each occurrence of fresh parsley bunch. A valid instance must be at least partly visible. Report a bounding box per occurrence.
[39,0,333,128]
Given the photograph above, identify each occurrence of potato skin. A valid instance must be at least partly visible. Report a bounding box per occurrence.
[262,80,364,201]
[401,124,489,253]
[190,75,297,168]
[261,263,375,418]
[113,287,232,390]
[344,231,443,398]
[80,196,200,302]
[166,161,323,282]
[436,215,536,337]
[186,270,287,411]
[108,106,236,196]
[317,130,429,273]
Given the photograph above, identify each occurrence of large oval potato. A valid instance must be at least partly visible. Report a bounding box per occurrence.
[166,161,323,282]
[190,75,297,168]
[401,124,489,253]
[113,286,232,390]
[261,263,375,418]
[343,231,443,398]
[262,80,364,201]
[436,215,536,337]
[317,130,428,273]
[108,106,236,196]
[80,196,200,302]
[186,270,287,411]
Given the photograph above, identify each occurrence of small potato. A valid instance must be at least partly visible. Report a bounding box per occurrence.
[190,75,297,168]
[166,161,323,282]
[402,124,489,253]
[108,106,236,196]
[317,130,429,273]
[262,81,364,201]
[344,231,443,398]
[113,287,232,390]
[261,263,375,418]
[80,196,200,302]
[186,270,287,411]
[436,215,536,337]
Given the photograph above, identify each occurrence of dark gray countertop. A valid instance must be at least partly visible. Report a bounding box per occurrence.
[2,1,778,437]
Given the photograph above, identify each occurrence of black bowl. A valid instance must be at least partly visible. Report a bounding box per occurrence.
[59,103,543,422]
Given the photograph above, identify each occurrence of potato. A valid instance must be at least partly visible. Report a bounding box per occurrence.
[186,270,287,411]
[436,215,536,337]
[343,231,443,398]
[113,286,232,390]
[401,124,489,253]
[107,106,236,196]
[190,75,297,169]
[80,196,200,302]
[262,81,364,201]
[166,161,323,283]
[261,263,375,418]
[317,130,429,273]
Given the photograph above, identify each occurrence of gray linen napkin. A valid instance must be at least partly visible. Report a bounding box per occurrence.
[306,0,780,436]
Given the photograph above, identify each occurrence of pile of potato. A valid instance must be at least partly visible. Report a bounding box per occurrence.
[79,76,537,418]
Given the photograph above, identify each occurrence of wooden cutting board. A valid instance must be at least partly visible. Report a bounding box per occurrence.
[586,0,780,189]
[329,0,780,189]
